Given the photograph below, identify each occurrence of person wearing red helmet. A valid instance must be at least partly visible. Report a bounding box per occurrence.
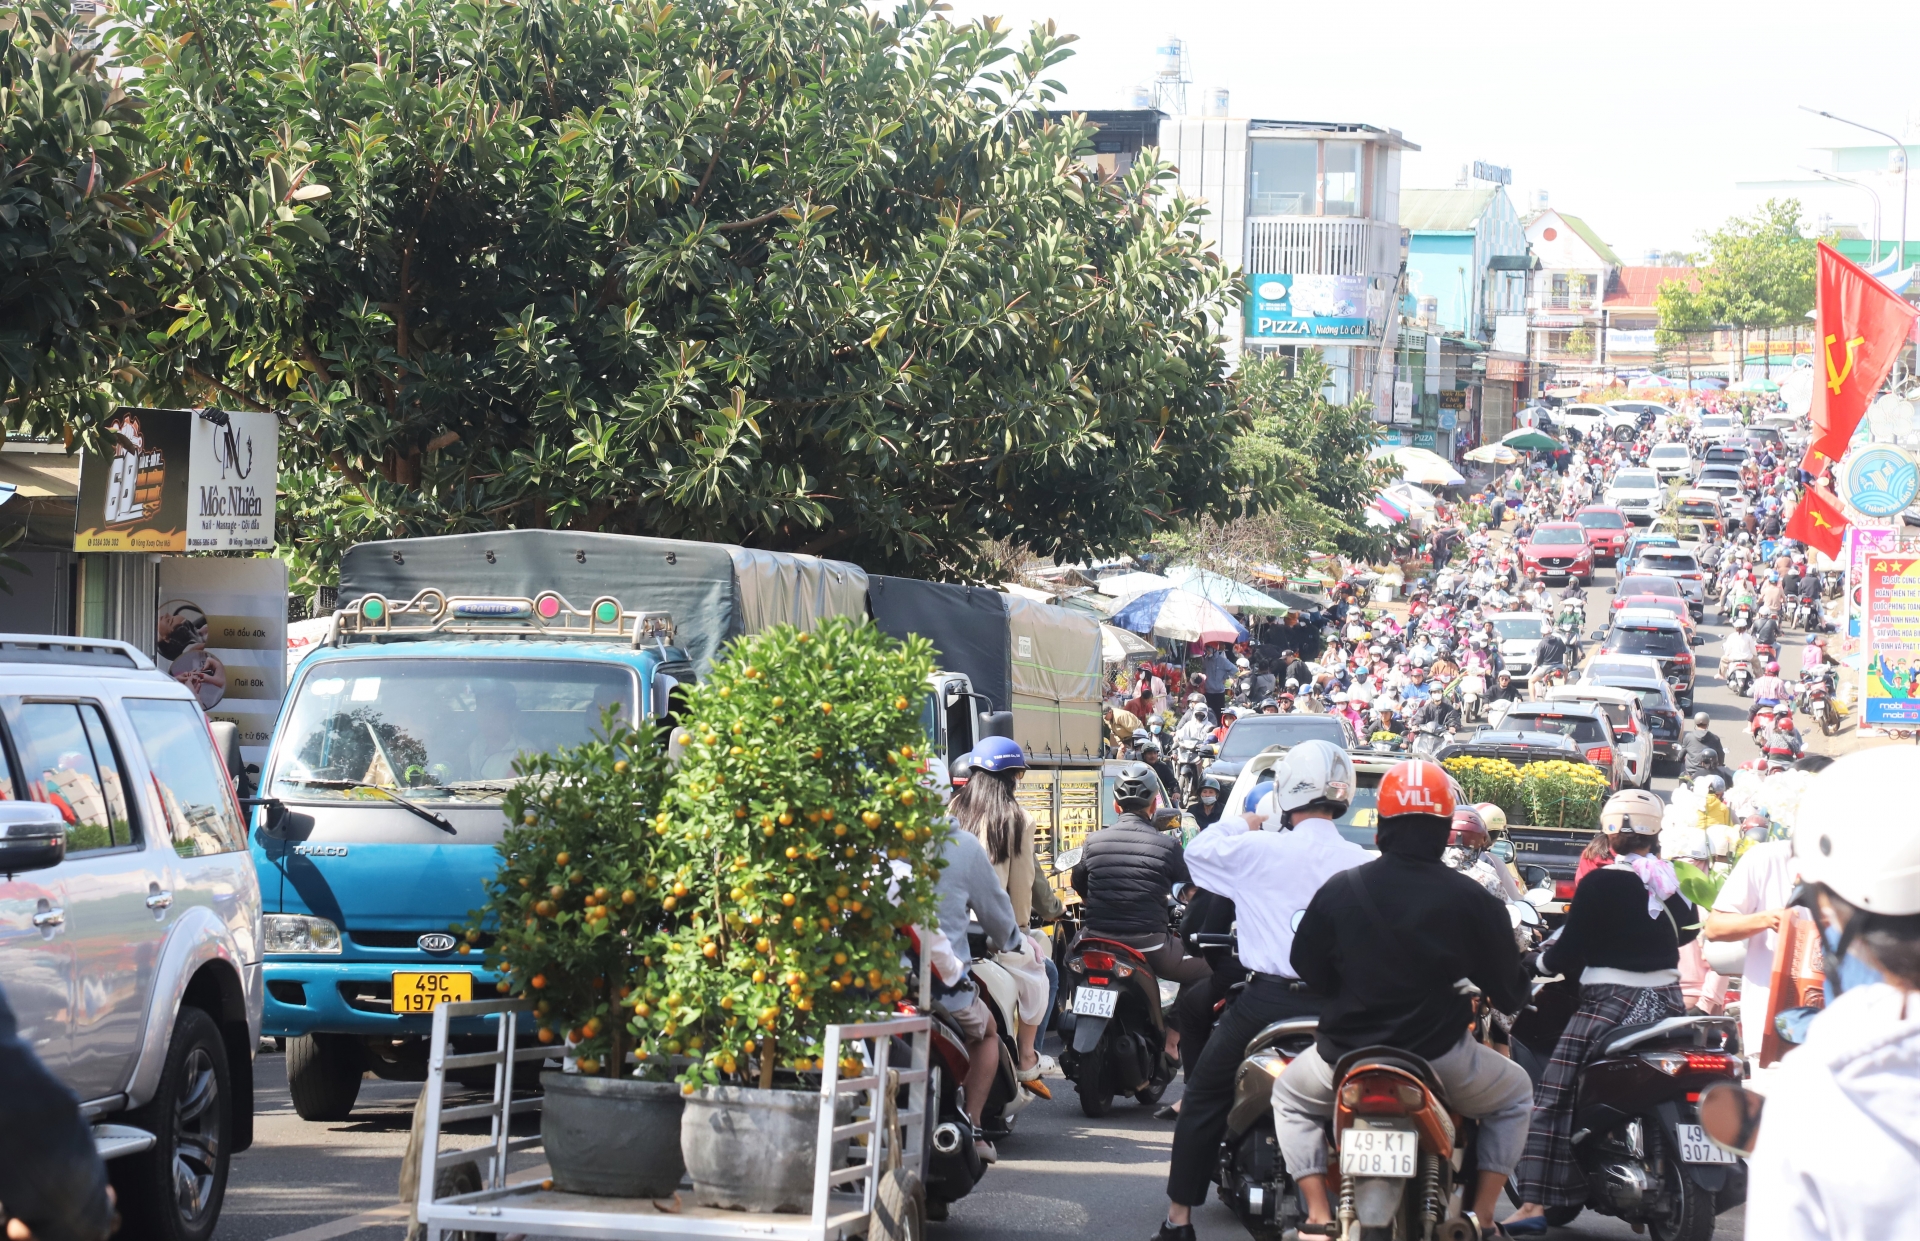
[1273,760,1534,1238]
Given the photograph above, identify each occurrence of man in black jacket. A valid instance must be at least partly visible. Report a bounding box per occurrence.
[1272,760,1534,1237]
[1070,764,1209,984]
[1,984,114,1241]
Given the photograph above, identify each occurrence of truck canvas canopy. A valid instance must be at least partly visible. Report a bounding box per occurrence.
[337,529,867,675]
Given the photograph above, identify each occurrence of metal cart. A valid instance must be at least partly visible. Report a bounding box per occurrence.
[414,997,933,1241]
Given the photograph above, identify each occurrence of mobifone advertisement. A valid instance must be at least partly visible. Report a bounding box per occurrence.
[75,407,278,552]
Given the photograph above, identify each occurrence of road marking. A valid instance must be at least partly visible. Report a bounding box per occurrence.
[262,1203,409,1241]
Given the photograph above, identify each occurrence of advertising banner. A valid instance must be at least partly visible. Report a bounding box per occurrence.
[157,558,289,767]
[1246,274,1374,340]
[76,408,278,552]
[1845,524,1901,638]
[1862,554,1920,728]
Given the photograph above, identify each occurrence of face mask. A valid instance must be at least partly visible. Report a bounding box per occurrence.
[1823,923,1886,1002]
[1200,794,1217,807]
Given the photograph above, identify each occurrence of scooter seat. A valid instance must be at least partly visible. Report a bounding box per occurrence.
[1330,1044,1444,1101]
[1594,1014,1738,1057]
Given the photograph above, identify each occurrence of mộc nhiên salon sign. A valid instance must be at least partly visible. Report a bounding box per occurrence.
[75,408,279,552]
[1245,274,1376,340]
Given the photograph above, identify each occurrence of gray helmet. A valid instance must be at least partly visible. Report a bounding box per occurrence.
[1111,762,1159,810]
[1693,712,1711,728]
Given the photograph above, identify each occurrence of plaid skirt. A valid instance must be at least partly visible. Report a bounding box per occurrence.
[1513,982,1684,1207]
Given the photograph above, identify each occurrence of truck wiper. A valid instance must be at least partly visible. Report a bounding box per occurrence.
[286,780,458,834]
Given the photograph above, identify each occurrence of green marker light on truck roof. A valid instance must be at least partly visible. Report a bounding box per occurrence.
[362,597,385,622]
[595,601,620,624]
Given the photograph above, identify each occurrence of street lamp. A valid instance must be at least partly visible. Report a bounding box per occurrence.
[1800,166,1881,263]
[1800,106,1909,267]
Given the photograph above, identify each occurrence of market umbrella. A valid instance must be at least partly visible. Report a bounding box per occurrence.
[1689,377,1727,390]
[1369,445,1465,488]
[1463,444,1520,465]
[1370,491,1411,523]
[1100,623,1158,663]
[1109,587,1250,644]
[1093,570,1174,599]
[1161,564,1289,612]
[1501,427,1563,452]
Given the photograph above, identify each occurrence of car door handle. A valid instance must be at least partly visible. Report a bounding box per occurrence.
[145,891,174,911]
[32,907,65,928]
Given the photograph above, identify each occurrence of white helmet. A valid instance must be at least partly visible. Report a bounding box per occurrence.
[1793,748,1920,915]
[1600,788,1664,836]
[1264,739,1357,818]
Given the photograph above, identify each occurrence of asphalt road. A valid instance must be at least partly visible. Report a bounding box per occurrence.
[215,557,1758,1241]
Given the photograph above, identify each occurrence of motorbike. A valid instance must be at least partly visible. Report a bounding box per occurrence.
[964,928,1040,1143]
[1459,671,1487,723]
[903,934,989,1218]
[1790,598,1813,631]
[1326,1043,1484,1241]
[1055,871,1181,1118]
[1509,976,1746,1240]
[1795,674,1841,737]
[1723,659,1753,698]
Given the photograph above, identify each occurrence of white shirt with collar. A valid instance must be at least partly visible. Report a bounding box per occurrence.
[1183,805,1372,978]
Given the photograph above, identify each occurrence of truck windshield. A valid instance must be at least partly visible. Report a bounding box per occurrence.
[269,658,636,802]
[1216,715,1348,761]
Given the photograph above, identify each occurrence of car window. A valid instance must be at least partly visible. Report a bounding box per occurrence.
[1618,577,1681,597]
[1575,510,1625,529]
[1610,627,1685,657]
[1492,617,1546,641]
[1531,528,1586,546]
[1506,711,1606,745]
[6,701,136,852]
[123,698,247,857]
[1640,553,1698,571]
[1216,714,1349,762]
[1649,446,1688,459]
[1614,471,1658,488]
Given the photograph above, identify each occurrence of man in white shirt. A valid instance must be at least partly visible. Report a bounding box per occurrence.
[1151,740,1371,1241]
[1705,839,1798,1059]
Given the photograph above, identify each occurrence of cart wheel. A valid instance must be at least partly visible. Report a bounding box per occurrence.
[870,1168,926,1241]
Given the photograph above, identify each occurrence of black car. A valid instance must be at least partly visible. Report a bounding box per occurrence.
[1207,712,1354,783]
[1580,671,1684,761]
[1593,615,1697,707]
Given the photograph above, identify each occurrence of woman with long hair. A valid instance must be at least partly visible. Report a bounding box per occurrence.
[948,738,1053,1094]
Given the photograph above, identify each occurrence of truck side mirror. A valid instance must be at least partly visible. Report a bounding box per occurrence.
[978,710,1015,740]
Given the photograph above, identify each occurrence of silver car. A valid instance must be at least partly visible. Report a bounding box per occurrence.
[0,635,262,1241]
[1631,548,1708,615]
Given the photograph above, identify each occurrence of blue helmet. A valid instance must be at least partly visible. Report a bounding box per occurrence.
[971,736,1029,773]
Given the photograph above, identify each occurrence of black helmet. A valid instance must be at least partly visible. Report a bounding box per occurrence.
[1111,762,1159,810]
[1200,773,1226,796]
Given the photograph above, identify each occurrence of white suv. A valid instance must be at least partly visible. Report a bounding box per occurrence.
[0,635,262,1241]
[1646,442,1693,482]
[1604,467,1665,524]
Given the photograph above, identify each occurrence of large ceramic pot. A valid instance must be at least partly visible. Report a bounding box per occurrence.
[681,1085,855,1212]
[540,1071,686,1197]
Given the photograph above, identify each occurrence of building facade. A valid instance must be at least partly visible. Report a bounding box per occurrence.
[1523,206,1621,381]
[1159,117,1417,405]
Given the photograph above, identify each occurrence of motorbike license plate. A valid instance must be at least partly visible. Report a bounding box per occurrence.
[1071,987,1118,1019]
[1338,1126,1418,1177]
[392,971,472,1013]
[1675,1123,1737,1165]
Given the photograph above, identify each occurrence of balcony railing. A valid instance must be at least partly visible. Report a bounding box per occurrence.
[1246,217,1400,277]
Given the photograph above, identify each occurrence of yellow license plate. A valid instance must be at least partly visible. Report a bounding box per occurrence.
[392,971,472,1013]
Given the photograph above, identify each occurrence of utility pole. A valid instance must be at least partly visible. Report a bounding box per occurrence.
[1802,106,1909,268]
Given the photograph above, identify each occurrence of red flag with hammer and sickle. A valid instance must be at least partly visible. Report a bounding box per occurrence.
[1784,482,1848,559]
[1803,242,1920,469]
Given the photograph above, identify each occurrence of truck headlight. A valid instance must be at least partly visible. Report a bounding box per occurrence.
[264,914,343,954]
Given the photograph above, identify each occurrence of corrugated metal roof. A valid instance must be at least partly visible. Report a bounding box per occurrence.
[1400,188,1497,232]
[1605,266,1703,308]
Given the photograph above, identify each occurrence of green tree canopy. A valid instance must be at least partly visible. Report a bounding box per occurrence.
[1698,198,1815,335]
[85,0,1249,585]
[1159,351,1390,570]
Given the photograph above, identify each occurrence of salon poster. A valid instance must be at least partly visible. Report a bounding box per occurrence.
[1863,554,1920,729]
[76,407,278,552]
[157,558,289,766]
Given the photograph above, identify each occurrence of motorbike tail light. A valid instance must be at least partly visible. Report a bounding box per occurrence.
[1585,745,1614,766]
[1087,976,1110,986]
[1080,951,1116,971]
[1554,879,1575,901]
[1116,964,1134,978]
[1340,1074,1424,1114]
[1643,1051,1738,1076]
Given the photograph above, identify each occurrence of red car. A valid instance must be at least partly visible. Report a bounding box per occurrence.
[1520,522,1595,585]
[1573,505,1630,564]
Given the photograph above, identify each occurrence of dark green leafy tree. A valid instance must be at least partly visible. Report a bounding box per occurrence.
[0,0,324,443]
[1160,351,1390,569]
[1698,199,1815,380]
[104,0,1249,586]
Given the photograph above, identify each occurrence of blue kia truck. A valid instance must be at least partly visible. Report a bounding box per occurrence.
[254,530,1102,1118]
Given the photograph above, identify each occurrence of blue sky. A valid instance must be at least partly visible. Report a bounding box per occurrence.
[936,0,1920,258]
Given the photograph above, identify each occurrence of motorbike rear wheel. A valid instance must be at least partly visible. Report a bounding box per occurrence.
[1074,1045,1112,1118]
[1647,1130,1717,1241]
